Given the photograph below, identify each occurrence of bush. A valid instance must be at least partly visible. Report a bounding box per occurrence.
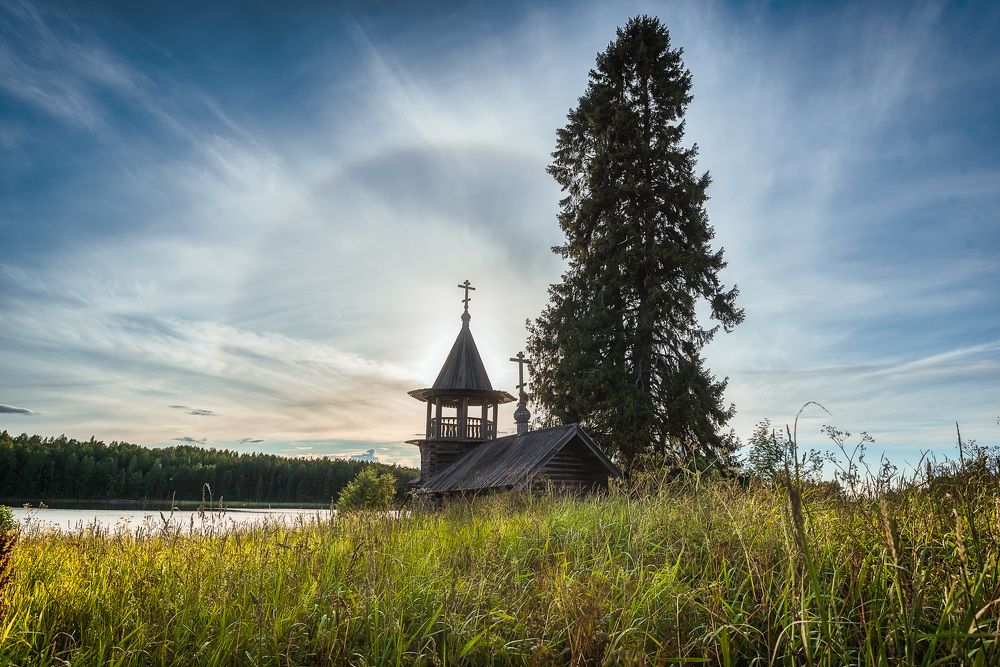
[0,505,14,534]
[335,467,396,512]
[0,505,17,612]
[745,417,824,485]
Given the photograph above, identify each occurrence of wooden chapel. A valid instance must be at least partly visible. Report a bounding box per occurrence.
[406,281,620,495]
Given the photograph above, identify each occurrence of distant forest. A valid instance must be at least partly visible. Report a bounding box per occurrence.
[0,431,419,504]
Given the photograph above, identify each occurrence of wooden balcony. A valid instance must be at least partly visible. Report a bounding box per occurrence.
[429,416,495,440]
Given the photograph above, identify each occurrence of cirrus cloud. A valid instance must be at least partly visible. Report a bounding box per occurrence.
[0,404,35,415]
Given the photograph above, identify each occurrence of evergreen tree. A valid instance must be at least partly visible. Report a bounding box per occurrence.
[527,16,744,469]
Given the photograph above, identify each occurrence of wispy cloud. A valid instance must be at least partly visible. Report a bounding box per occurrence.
[173,436,208,445]
[0,404,34,415]
[0,0,253,145]
[350,448,378,462]
[170,405,217,417]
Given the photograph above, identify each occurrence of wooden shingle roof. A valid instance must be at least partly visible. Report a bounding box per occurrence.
[419,423,621,493]
[407,317,516,404]
[432,319,493,391]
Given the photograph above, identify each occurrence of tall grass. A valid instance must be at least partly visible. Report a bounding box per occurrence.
[1,451,998,665]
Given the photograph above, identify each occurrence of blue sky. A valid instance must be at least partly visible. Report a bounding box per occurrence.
[1,0,998,470]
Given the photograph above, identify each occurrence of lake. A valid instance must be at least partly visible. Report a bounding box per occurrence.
[11,506,333,535]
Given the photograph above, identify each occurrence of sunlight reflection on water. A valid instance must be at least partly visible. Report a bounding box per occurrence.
[10,506,333,536]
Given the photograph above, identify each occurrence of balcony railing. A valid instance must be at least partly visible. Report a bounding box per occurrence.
[429,416,495,440]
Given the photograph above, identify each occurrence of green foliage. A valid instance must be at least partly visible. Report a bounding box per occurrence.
[0,504,15,613]
[744,418,824,484]
[2,455,999,664]
[527,16,743,470]
[744,418,787,483]
[0,505,13,534]
[0,430,418,504]
[335,467,397,512]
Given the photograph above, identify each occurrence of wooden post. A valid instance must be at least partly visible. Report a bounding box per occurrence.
[492,403,498,435]
[481,401,489,439]
[434,398,442,438]
[425,400,432,438]
[460,397,469,438]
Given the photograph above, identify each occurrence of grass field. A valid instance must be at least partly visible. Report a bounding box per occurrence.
[1,453,998,666]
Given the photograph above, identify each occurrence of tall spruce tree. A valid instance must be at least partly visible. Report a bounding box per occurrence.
[526,16,744,469]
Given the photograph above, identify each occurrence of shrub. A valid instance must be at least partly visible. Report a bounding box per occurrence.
[745,417,824,485]
[0,505,17,612]
[335,467,396,512]
[0,505,14,534]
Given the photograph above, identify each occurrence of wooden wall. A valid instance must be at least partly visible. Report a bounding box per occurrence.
[419,440,480,481]
[536,437,611,492]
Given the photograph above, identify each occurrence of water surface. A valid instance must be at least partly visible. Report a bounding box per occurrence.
[11,506,332,535]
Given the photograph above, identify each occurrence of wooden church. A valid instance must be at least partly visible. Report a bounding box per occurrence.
[406,281,620,494]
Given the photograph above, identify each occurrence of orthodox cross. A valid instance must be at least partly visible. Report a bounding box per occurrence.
[509,351,532,397]
[458,279,476,312]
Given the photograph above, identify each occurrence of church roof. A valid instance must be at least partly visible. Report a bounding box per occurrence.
[432,315,493,391]
[418,423,621,494]
[408,311,516,405]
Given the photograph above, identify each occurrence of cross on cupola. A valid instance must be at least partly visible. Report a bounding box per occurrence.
[458,280,476,325]
[509,351,532,398]
[510,350,533,435]
[458,279,476,310]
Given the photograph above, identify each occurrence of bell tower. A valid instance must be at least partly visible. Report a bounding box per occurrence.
[406,281,516,481]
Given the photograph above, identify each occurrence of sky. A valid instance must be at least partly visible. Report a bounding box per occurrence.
[1,0,998,470]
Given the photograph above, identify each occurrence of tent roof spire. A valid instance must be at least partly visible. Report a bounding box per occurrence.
[407,281,516,405]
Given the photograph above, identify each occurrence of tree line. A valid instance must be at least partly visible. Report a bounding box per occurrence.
[0,431,418,504]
